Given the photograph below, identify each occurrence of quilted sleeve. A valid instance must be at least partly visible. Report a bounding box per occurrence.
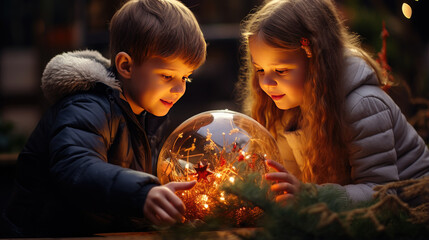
[49,94,159,217]
[341,86,399,202]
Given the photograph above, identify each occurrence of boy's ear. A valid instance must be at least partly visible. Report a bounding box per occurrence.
[115,52,133,79]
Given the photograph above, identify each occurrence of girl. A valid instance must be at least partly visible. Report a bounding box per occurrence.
[239,0,429,203]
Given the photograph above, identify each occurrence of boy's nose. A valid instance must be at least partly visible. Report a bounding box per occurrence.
[171,80,186,94]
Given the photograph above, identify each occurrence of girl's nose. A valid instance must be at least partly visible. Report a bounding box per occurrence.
[259,73,277,87]
[171,79,186,94]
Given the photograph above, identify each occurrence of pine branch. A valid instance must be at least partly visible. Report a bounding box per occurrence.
[163,169,429,240]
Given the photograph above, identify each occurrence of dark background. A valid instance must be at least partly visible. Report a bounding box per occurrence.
[1,0,428,215]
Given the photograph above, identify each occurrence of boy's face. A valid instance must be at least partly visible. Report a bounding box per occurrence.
[249,36,307,110]
[123,57,194,116]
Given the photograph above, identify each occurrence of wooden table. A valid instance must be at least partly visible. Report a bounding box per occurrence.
[9,228,257,240]
[97,228,255,240]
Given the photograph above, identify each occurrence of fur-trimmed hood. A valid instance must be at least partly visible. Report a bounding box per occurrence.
[41,50,121,103]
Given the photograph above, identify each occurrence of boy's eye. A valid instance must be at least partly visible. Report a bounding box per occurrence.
[161,75,173,80]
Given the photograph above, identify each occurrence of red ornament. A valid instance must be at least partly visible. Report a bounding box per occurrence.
[193,162,213,182]
[232,142,237,152]
[219,155,226,167]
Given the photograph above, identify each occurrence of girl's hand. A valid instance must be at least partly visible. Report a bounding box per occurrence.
[265,159,301,203]
[143,180,196,226]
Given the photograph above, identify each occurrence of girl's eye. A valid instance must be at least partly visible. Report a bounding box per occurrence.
[255,69,264,74]
[182,76,192,83]
[276,69,289,74]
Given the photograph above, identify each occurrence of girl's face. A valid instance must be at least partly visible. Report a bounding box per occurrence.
[249,36,308,110]
[124,57,194,116]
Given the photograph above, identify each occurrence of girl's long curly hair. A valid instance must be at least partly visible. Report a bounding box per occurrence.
[238,0,386,184]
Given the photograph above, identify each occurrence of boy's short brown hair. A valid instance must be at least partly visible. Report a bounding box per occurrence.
[109,0,206,71]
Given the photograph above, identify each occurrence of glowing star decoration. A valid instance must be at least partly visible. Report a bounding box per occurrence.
[193,162,213,181]
[157,110,281,222]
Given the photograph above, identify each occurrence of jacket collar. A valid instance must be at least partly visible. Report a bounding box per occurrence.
[41,50,121,103]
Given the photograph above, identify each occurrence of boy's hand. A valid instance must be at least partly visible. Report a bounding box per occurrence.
[143,180,196,226]
[265,159,301,203]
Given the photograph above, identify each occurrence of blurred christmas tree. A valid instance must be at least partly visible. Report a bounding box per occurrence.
[0,118,26,153]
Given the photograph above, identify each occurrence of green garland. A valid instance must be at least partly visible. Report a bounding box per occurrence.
[162,167,429,240]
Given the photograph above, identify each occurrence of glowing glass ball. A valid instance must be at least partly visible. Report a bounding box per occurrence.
[157,110,280,220]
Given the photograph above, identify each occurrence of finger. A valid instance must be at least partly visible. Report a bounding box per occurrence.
[154,193,184,222]
[275,193,294,203]
[166,181,197,192]
[165,191,186,215]
[151,187,186,215]
[151,187,186,216]
[145,209,162,226]
[152,205,177,225]
[271,182,297,194]
[265,159,287,172]
[265,172,294,182]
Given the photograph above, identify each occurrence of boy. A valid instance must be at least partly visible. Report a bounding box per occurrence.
[1,0,206,237]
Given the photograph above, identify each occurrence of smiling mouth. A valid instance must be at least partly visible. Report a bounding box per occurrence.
[160,99,174,108]
[270,94,285,101]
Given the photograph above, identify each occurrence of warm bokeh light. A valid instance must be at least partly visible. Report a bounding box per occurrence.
[402,3,412,19]
[229,176,235,183]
